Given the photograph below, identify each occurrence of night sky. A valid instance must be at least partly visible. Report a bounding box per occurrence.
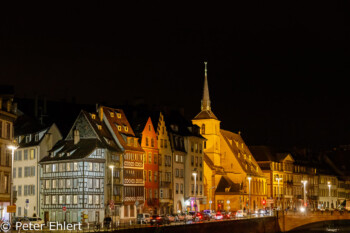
[1,2,350,149]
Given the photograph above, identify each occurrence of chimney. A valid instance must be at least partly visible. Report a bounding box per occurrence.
[74,129,80,145]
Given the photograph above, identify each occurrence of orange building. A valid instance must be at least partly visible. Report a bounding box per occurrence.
[132,117,159,214]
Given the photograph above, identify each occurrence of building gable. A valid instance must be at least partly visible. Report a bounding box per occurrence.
[66,111,99,140]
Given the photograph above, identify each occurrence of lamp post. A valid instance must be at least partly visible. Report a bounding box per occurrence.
[328,181,331,208]
[109,165,115,222]
[7,145,18,224]
[276,176,283,209]
[209,186,215,213]
[247,176,252,217]
[192,169,198,212]
[301,180,307,209]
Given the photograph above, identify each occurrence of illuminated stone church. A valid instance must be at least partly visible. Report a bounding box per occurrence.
[192,62,267,212]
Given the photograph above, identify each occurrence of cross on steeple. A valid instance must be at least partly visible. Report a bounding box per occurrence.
[201,61,211,111]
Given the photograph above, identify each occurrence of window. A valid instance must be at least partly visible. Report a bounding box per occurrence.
[175,154,179,162]
[204,141,206,149]
[74,162,78,171]
[149,125,151,131]
[110,111,115,117]
[180,155,183,163]
[191,156,194,166]
[94,179,100,188]
[154,154,157,164]
[59,163,65,172]
[155,189,158,198]
[201,124,205,134]
[18,185,22,196]
[151,138,154,147]
[191,184,194,194]
[146,137,149,146]
[180,184,183,194]
[200,171,202,181]
[144,171,146,181]
[17,151,22,161]
[195,156,198,167]
[59,179,65,189]
[164,140,167,148]
[88,179,93,189]
[45,195,51,205]
[94,195,100,204]
[52,180,57,189]
[45,180,50,189]
[94,163,99,171]
[52,164,57,172]
[13,168,16,178]
[59,195,65,204]
[160,189,163,198]
[66,163,71,171]
[195,143,198,153]
[148,153,152,164]
[176,183,179,194]
[160,139,163,148]
[154,172,157,182]
[24,150,28,160]
[25,135,30,143]
[88,162,93,171]
[66,179,72,188]
[124,126,128,132]
[117,113,121,118]
[148,171,152,182]
[52,195,57,204]
[18,167,22,178]
[199,157,202,167]
[199,143,202,153]
[91,114,96,119]
[30,149,35,159]
[159,154,162,165]
[88,195,93,204]
[5,150,9,166]
[66,195,71,204]
[73,195,78,204]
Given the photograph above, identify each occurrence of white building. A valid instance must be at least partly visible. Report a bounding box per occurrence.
[13,123,62,218]
[318,174,338,209]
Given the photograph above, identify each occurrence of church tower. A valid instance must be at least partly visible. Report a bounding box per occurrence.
[192,62,221,166]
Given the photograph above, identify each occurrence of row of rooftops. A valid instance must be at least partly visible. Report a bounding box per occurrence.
[13,105,205,163]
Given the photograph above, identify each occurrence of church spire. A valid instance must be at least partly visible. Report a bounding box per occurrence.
[201,61,211,111]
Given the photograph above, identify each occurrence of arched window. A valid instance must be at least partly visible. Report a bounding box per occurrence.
[201,124,205,134]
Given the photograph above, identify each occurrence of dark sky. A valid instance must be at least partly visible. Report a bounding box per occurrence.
[1,2,350,149]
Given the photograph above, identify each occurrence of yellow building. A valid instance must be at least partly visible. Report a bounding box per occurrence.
[192,62,267,212]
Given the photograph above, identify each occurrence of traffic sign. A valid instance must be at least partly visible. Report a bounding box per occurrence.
[63,206,66,212]
[7,205,16,213]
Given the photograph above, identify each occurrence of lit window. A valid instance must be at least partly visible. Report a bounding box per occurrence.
[91,114,96,119]
[124,126,128,132]
[117,113,121,118]
[110,111,114,117]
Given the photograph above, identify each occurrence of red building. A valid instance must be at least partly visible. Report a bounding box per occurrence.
[132,117,159,214]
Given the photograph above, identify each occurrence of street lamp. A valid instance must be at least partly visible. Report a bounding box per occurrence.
[301,180,307,209]
[276,176,283,209]
[247,176,252,217]
[109,165,115,222]
[209,186,215,213]
[328,181,331,209]
[7,144,18,224]
[192,169,198,212]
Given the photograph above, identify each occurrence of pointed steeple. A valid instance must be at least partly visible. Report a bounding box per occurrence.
[201,61,211,111]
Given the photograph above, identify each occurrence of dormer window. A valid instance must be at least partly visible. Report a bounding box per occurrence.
[117,113,121,118]
[110,111,114,117]
[35,134,39,142]
[124,126,128,132]
[25,135,31,143]
[67,152,70,157]
[97,124,102,130]
[91,114,96,119]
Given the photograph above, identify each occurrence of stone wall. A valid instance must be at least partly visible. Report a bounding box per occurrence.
[114,217,279,233]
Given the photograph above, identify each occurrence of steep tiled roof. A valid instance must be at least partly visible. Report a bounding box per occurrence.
[220,129,263,177]
[193,110,218,120]
[40,139,107,162]
[101,106,144,152]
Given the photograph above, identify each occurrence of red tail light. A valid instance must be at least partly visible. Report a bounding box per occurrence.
[156,217,161,220]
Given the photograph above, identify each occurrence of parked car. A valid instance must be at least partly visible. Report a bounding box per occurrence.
[150,215,170,225]
[214,212,223,220]
[175,213,185,221]
[165,214,176,222]
[28,217,44,225]
[236,210,247,218]
[223,211,236,219]
[137,213,151,224]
